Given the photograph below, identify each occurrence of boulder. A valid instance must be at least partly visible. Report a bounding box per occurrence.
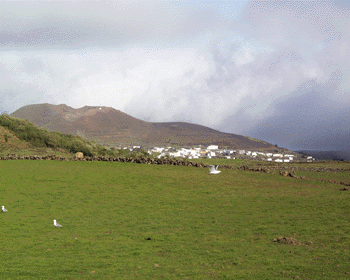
[74,152,84,159]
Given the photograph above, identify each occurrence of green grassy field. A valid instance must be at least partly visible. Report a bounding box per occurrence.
[1,160,349,279]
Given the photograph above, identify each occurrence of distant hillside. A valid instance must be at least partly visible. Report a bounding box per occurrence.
[296,150,350,161]
[11,103,280,150]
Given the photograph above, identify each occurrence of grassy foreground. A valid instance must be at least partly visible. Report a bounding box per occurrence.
[0,160,349,279]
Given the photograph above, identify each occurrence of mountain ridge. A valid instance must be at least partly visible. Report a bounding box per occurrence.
[11,103,281,150]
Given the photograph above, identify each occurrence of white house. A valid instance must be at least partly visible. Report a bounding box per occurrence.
[190,149,200,157]
[207,145,219,150]
[273,154,283,157]
[152,147,165,153]
[207,151,216,157]
[307,156,314,162]
[171,151,183,158]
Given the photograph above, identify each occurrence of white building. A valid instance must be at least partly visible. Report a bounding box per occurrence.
[170,151,183,158]
[307,156,314,162]
[207,151,216,157]
[152,147,165,153]
[273,154,283,158]
[207,145,219,150]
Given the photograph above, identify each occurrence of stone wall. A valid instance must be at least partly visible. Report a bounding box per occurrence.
[0,154,213,168]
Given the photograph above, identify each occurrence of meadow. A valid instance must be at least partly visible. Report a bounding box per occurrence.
[1,160,349,279]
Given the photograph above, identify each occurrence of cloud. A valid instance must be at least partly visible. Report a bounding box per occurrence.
[1,0,350,151]
[212,0,350,150]
[0,0,224,49]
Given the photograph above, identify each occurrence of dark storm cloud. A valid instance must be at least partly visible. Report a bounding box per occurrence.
[210,0,350,150]
[227,79,350,151]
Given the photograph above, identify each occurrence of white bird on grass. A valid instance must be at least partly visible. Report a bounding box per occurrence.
[208,165,221,174]
[2,205,8,212]
[53,219,62,227]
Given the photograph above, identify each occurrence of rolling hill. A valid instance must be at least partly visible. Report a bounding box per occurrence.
[11,103,279,150]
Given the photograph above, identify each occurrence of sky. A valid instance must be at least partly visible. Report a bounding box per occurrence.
[0,0,349,151]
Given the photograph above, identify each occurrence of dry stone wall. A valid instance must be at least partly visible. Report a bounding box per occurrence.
[1,154,348,172]
[0,154,211,168]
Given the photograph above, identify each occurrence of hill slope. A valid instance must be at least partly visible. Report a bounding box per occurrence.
[12,103,278,150]
[0,114,118,157]
[0,125,29,152]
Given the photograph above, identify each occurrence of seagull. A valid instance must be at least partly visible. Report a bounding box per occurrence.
[2,205,8,212]
[53,219,62,227]
[208,165,221,174]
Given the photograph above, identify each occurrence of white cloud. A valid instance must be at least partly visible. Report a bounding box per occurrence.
[1,0,350,150]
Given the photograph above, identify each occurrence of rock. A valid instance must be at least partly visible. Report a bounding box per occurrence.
[276,237,301,246]
[74,152,84,159]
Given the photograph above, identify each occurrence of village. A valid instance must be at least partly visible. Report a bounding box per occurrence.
[124,145,315,162]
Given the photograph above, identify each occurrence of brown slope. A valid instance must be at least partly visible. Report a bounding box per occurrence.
[146,122,272,149]
[11,103,276,150]
[0,126,29,152]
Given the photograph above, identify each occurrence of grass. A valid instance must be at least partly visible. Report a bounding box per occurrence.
[1,160,350,279]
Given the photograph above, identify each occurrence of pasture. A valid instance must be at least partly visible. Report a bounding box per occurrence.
[1,160,349,279]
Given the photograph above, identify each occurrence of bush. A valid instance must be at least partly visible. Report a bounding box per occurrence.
[0,114,112,156]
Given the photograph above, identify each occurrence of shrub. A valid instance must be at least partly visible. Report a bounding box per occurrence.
[0,114,111,156]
